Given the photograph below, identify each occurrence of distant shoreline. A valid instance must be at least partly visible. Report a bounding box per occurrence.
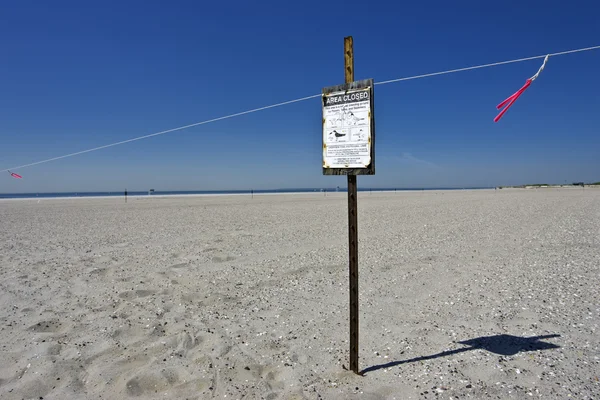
[2,185,597,201]
[0,187,492,200]
[499,184,600,189]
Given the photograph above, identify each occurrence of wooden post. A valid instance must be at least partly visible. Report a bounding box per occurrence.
[323,36,374,374]
[344,36,360,374]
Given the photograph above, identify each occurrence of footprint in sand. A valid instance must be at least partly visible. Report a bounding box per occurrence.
[212,255,236,263]
[118,289,157,300]
[46,343,63,356]
[125,368,180,396]
[28,319,64,333]
[242,364,286,392]
[89,267,111,277]
[160,331,205,358]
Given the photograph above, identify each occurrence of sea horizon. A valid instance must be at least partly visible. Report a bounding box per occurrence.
[0,187,493,200]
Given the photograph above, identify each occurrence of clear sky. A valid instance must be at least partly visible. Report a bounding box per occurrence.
[1,0,599,192]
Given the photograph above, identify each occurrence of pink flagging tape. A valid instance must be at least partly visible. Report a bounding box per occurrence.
[494,55,549,122]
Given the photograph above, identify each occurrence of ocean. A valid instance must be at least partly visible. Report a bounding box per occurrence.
[0,187,490,200]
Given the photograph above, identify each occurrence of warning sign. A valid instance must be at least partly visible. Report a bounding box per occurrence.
[322,81,374,174]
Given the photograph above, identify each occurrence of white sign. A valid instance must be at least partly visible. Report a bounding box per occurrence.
[322,87,372,169]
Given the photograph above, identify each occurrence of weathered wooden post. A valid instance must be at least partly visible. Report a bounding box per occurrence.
[322,36,375,374]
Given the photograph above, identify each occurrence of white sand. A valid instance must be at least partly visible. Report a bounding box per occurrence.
[1,189,598,399]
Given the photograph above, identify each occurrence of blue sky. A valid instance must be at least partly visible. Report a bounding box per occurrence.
[1,0,599,192]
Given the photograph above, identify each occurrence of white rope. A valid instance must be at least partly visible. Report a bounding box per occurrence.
[375,45,600,85]
[530,55,549,81]
[1,94,321,173]
[2,44,600,173]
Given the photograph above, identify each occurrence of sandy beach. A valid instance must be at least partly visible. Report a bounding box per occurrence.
[0,188,598,399]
